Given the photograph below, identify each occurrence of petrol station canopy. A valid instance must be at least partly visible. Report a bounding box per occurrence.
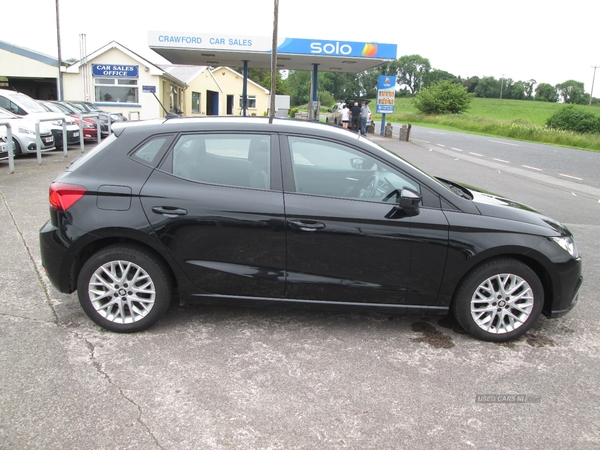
[148,31,397,73]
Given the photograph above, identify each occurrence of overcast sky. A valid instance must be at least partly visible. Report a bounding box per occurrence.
[2,0,598,92]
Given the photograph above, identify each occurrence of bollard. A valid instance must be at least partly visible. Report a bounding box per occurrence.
[400,124,408,141]
[399,124,412,141]
[385,122,393,138]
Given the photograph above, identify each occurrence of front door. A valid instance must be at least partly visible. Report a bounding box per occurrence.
[280,135,449,306]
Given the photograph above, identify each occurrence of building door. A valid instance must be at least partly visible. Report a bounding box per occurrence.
[206,90,219,115]
[226,95,234,115]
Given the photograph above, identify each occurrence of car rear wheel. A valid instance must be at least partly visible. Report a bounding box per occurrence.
[453,258,543,342]
[77,244,172,333]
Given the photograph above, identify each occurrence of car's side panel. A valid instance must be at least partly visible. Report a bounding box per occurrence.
[283,192,412,304]
[140,170,287,298]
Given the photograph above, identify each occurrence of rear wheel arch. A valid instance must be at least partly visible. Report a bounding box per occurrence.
[70,236,178,295]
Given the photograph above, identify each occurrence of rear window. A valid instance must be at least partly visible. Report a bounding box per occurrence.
[65,134,117,171]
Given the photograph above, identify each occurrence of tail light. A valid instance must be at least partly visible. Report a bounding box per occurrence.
[49,182,87,211]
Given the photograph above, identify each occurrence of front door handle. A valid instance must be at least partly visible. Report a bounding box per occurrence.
[289,220,326,232]
[152,206,188,218]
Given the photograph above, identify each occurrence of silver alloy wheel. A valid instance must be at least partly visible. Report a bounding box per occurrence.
[88,260,156,324]
[470,273,534,334]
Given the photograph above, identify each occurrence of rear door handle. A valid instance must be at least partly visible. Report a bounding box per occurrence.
[152,206,188,218]
[289,220,326,232]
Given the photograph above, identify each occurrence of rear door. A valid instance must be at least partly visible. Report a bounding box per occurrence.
[140,132,286,298]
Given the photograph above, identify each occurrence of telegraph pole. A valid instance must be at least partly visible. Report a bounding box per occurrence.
[55,0,64,100]
[269,0,279,124]
[590,66,598,106]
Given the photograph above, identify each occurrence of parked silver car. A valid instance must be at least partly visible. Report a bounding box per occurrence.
[0,107,55,157]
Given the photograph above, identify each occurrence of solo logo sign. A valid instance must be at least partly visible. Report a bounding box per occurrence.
[276,38,395,59]
[310,42,353,55]
[309,41,378,57]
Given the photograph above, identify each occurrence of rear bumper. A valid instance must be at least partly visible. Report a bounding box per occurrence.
[39,220,75,293]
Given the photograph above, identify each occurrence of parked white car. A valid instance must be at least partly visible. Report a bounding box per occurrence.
[0,107,55,157]
[0,89,79,148]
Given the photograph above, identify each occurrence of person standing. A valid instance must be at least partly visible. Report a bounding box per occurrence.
[350,101,361,132]
[360,101,371,136]
[341,104,350,129]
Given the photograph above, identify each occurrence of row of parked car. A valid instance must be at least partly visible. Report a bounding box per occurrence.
[0,89,125,160]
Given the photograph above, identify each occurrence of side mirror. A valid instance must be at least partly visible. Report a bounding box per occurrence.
[384,188,422,219]
[350,157,376,170]
[399,188,422,216]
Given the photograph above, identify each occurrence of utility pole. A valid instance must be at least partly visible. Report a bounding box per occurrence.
[500,74,505,99]
[269,0,279,124]
[55,0,64,100]
[590,66,598,106]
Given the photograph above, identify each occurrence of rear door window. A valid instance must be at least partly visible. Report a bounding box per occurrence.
[168,133,272,190]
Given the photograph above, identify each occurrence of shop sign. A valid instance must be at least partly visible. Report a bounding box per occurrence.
[92,64,139,78]
[376,75,397,114]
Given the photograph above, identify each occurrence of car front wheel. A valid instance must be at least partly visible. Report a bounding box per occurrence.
[453,258,543,342]
[77,244,172,332]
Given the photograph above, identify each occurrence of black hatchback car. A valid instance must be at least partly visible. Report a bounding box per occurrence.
[39,117,583,341]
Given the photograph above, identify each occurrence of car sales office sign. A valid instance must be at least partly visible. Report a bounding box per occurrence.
[376,75,397,114]
[92,64,139,78]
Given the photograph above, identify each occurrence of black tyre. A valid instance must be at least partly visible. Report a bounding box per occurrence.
[12,139,22,158]
[77,244,172,333]
[452,258,543,342]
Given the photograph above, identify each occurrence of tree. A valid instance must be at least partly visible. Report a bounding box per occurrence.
[556,80,586,104]
[546,105,600,133]
[412,80,472,115]
[63,57,79,67]
[286,70,311,106]
[396,55,431,94]
[462,76,480,94]
[359,61,399,98]
[234,67,289,95]
[424,69,458,88]
[474,76,500,98]
[524,79,536,100]
[320,72,361,100]
[535,83,558,102]
[505,80,526,100]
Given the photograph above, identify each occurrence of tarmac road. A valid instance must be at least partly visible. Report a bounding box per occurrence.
[1,135,598,449]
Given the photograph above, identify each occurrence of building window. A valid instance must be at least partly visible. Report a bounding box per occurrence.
[239,95,256,110]
[192,92,201,113]
[94,78,138,103]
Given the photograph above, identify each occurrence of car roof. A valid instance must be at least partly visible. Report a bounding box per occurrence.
[111,116,364,139]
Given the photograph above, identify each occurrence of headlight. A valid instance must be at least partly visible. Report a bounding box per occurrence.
[550,236,579,258]
[83,123,96,129]
[18,127,35,135]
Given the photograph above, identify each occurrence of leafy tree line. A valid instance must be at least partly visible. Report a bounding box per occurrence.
[258,54,596,107]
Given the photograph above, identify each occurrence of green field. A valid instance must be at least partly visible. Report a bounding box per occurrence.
[369,97,600,151]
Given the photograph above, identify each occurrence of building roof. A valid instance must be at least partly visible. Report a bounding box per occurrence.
[211,66,270,94]
[148,32,397,73]
[0,40,58,66]
[158,65,208,84]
